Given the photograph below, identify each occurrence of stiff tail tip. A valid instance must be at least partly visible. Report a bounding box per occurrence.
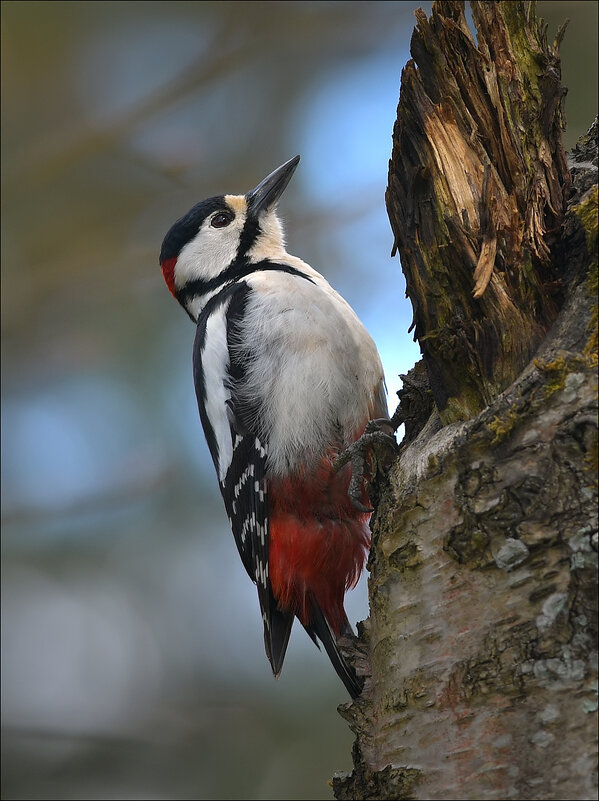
[263,604,294,678]
[307,602,364,700]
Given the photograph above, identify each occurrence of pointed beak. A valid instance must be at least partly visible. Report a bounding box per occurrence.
[246,155,300,215]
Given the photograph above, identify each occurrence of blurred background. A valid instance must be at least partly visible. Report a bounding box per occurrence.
[1,2,597,799]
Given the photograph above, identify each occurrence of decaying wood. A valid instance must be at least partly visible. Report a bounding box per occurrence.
[334,2,598,799]
[386,0,571,425]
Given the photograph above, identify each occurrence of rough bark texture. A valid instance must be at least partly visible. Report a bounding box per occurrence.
[386,0,571,425]
[333,2,598,800]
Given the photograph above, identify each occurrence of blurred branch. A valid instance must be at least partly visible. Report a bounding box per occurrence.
[6,27,255,189]
[1,451,171,530]
[2,724,166,747]
[6,2,402,190]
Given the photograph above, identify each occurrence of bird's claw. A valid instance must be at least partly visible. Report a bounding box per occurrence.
[334,419,399,512]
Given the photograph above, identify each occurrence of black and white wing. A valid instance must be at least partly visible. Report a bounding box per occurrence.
[192,282,293,675]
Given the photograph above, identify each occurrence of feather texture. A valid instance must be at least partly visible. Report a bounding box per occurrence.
[162,160,390,697]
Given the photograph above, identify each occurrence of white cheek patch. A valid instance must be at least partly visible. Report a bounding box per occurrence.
[202,307,233,481]
[175,196,247,288]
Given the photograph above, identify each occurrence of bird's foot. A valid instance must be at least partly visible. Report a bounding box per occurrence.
[333,418,399,512]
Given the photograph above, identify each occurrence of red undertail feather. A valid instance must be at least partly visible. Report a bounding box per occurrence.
[268,454,371,635]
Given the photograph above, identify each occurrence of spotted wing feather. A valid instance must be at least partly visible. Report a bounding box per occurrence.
[193,281,293,675]
[219,431,293,675]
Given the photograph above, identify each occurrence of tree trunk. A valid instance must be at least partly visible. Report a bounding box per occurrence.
[333,2,598,799]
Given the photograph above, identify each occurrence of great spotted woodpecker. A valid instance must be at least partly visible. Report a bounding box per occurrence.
[159,156,390,697]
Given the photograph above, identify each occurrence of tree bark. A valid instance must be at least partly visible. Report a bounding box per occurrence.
[333,2,598,799]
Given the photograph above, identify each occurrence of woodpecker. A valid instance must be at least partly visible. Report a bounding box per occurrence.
[159,156,390,698]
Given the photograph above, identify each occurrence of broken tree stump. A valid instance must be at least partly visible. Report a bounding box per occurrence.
[386,0,571,424]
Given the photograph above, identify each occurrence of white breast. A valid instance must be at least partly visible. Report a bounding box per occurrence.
[238,262,387,476]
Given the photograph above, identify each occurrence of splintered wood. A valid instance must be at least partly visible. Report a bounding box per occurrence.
[386,0,571,423]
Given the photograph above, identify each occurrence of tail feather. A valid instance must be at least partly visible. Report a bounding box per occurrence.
[305,602,364,699]
[263,594,364,699]
[263,600,294,677]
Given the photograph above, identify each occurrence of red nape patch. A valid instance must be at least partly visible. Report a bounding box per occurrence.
[160,257,178,298]
[268,459,371,635]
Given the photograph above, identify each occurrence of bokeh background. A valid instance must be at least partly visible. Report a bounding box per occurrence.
[1,2,597,799]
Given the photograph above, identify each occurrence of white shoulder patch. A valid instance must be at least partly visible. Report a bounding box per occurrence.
[202,306,233,481]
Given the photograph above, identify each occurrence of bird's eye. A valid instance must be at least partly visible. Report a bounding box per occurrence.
[211,212,232,228]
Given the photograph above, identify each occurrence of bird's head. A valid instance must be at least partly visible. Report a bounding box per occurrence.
[159,155,300,321]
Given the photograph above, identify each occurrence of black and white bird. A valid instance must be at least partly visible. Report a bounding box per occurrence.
[159,156,390,697]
